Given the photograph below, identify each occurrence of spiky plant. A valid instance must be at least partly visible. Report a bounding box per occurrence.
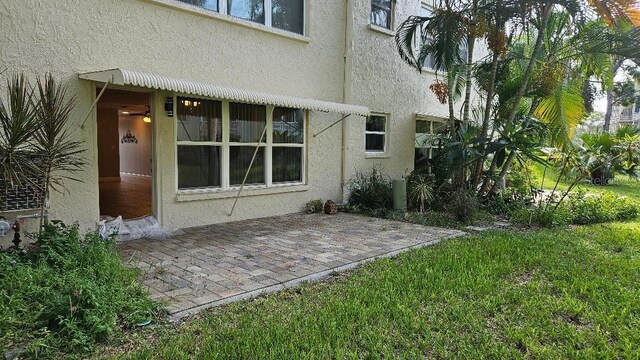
[33,74,87,225]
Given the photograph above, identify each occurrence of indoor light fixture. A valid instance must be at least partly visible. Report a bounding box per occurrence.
[143,110,151,123]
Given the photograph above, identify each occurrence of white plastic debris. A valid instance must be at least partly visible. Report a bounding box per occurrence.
[97,215,130,239]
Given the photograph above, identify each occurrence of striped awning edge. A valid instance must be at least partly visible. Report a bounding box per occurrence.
[79,68,369,116]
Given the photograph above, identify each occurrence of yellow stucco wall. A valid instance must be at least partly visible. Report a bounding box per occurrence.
[0,0,484,245]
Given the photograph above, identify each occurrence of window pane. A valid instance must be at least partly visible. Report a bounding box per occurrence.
[230,102,266,143]
[273,107,304,144]
[273,147,302,183]
[272,0,304,34]
[366,115,386,132]
[228,0,265,24]
[177,0,218,11]
[366,134,385,152]
[230,146,265,185]
[177,97,222,142]
[178,145,221,189]
[371,0,391,29]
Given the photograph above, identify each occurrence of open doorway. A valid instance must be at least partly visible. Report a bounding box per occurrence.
[97,89,153,220]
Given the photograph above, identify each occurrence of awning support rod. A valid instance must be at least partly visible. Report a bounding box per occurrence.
[80,78,112,129]
[313,114,352,138]
[228,107,274,216]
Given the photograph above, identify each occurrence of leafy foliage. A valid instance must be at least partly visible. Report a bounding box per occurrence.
[348,168,393,210]
[0,222,159,358]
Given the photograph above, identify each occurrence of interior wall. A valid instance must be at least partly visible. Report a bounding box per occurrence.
[119,115,152,176]
[97,108,120,180]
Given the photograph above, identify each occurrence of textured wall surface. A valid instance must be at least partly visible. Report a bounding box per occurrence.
[0,0,485,241]
[119,116,152,176]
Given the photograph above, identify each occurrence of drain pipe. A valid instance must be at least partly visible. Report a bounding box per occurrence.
[342,0,355,203]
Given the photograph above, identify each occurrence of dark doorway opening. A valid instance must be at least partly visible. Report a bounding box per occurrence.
[97,89,153,220]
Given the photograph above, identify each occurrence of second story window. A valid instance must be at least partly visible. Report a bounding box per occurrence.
[179,0,219,11]
[228,0,265,24]
[175,0,305,35]
[371,0,393,30]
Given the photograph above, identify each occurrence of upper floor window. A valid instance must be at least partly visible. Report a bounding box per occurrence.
[371,0,393,30]
[419,4,469,71]
[366,114,388,153]
[175,0,305,35]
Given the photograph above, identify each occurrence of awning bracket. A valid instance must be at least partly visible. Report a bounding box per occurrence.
[80,78,112,129]
[313,114,352,138]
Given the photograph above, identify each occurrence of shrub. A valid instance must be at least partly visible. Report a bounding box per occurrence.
[0,221,159,358]
[348,168,393,210]
[446,191,480,222]
[511,205,571,227]
[406,169,435,212]
[565,191,639,224]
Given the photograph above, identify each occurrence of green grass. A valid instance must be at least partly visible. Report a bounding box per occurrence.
[530,163,640,200]
[108,224,640,359]
[99,177,640,359]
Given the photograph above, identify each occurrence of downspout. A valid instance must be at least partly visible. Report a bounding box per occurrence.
[342,0,355,203]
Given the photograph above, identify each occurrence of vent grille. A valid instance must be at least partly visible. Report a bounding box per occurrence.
[0,179,44,212]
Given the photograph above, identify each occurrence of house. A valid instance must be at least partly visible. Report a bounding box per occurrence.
[0,0,481,242]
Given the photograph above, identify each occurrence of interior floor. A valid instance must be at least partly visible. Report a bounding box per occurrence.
[99,174,152,220]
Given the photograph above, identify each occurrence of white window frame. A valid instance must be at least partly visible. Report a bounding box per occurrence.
[171,0,306,35]
[365,113,389,155]
[370,0,394,30]
[414,115,446,170]
[175,96,306,193]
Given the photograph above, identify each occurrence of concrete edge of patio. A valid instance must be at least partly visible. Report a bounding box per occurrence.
[168,230,466,322]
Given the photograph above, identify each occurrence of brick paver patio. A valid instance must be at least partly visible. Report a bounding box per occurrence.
[119,213,465,320]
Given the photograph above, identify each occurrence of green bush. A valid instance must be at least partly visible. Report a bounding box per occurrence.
[445,191,480,222]
[348,168,393,210]
[0,221,159,358]
[511,205,571,227]
[512,191,639,227]
[565,191,639,224]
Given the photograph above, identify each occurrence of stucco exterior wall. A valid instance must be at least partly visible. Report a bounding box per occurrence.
[0,0,487,245]
[0,0,349,243]
[344,0,486,182]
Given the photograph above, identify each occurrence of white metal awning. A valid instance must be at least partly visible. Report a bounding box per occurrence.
[78,68,369,116]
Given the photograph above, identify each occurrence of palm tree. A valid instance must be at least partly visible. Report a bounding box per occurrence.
[395,0,640,194]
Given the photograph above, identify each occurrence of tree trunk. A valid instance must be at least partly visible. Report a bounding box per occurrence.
[472,50,500,188]
[480,6,553,194]
[603,58,624,132]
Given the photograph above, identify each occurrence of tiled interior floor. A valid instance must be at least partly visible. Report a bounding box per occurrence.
[119,212,465,320]
[99,174,151,219]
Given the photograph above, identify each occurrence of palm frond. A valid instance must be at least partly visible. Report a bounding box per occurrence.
[534,85,585,146]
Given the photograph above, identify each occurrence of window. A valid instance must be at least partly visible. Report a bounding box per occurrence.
[366,114,387,153]
[371,0,393,29]
[176,98,305,191]
[229,102,267,185]
[175,0,304,35]
[414,117,446,170]
[272,0,304,34]
[419,6,437,70]
[228,0,265,24]
[418,4,467,71]
[272,107,304,183]
[177,98,223,189]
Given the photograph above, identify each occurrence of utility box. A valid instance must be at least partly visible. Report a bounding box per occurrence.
[392,178,407,211]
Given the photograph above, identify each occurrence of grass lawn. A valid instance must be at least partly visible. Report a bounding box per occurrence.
[530,164,640,200]
[108,196,640,358]
[100,173,640,359]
